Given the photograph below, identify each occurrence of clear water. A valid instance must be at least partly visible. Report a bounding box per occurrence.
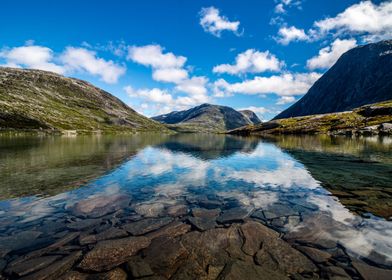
[0,133,391,274]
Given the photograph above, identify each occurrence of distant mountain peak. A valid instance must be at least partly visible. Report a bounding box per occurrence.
[153,104,261,132]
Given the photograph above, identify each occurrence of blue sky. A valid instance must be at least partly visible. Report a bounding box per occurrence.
[0,0,390,120]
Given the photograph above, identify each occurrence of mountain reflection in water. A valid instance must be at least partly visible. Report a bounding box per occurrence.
[0,134,391,278]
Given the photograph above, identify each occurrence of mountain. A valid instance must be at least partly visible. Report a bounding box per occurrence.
[152,103,261,132]
[239,110,262,125]
[229,100,392,136]
[0,67,167,133]
[275,40,392,120]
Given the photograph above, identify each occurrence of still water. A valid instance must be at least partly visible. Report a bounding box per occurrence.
[0,134,391,279]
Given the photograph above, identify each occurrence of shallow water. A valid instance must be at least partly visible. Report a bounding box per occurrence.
[0,134,391,278]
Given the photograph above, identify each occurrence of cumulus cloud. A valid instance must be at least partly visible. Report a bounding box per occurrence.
[60,47,126,83]
[125,84,210,115]
[0,45,65,74]
[0,44,125,83]
[276,26,309,45]
[276,1,392,45]
[199,7,240,37]
[274,0,302,14]
[127,44,186,69]
[152,68,188,83]
[307,38,357,70]
[127,44,209,108]
[175,76,208,96]
[214,72,321,97]
[314,1,392,41]
[125,86,174,104]
[213,49,284,75]
[276,96,296,105]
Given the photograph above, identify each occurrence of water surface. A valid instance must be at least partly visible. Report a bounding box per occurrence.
[0,134,391,278]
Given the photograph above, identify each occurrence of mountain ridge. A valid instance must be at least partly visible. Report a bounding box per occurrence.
[152,103,261,132]
[274,40,392,120]
[0,67,168,133]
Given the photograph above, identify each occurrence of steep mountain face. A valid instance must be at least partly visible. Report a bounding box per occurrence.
[0,67,167,133]
[152,104,260,132]
[239,110,262,125]
[275,40,392,119]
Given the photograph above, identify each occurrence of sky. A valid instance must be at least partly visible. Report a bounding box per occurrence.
[0,0,391,120]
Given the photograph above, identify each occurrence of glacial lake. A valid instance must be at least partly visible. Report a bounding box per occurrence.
[0,133,391,279]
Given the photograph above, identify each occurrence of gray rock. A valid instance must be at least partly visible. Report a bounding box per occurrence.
[352,261,392,280]
[191,208,220,218]
[5,255,60,277]
[0,231,42,256]
[67,219,102,231]
[188,216,216,231]
[79,227,128,245]
[146,221,191,240]
[216,207,250,224]
[166,204,188,217]
[69,194,131,218]
[78,236,150,272]
[20,251,82,280]
[134,203,165,217]
[143,236,188,279]
[217,260,288,280]
[296,246,331,263]
[122,217,173,236]
[125,257,154,278]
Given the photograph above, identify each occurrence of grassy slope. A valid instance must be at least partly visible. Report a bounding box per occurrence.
[0,67,168,133]
[229,100,392,136]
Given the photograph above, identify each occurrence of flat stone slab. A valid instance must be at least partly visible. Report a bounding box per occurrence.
[122,217,173,235]
[188,216,217,231]
[5,255,60,277]
[20,251,82,280]
[78,236,150,272]
[216,207,250,224]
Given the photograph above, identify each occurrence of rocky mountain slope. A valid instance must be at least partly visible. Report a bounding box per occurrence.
[229,100,392,136]
[275,40,392,119]
[152,104,261,132]
[0,67,167,133]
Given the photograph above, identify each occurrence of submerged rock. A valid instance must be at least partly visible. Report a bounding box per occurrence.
[352,261,392,280]
[125,256,154,278]
[0,230,42,256]
[188,216,216,231]
[143,236,188,278]
[78,227,128,245]
[20,251,82,280]
[146,221,191,240]
[166,204,188,217]
[5,255,61,277]
[216,207,250,224]
[122,217,173,236]
[134,203,165,217]
[69,194,131,218]
[78,236,150,272]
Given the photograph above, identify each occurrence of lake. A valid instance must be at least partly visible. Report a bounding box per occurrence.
[0,133,391,279]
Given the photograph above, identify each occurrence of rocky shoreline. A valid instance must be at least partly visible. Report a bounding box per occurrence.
[1,194,391,280]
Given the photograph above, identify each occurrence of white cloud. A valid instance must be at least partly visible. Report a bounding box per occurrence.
[125,86,175,105]
[175,76,208,96]
[127,44,186,69]
[277,1,392,45]
[276,26,309,45]
[276,96,296,105]
[214,72,321,97]
[275,4,286,14]
[0,44,125,84]
[60,47,126,84]
[199,7,240,37]
[0,45,65,74]
[126,44,209,111]
[307,38,357,70]
[213,49,284,75]
[152,68,188,83]
[314,1,392,41]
